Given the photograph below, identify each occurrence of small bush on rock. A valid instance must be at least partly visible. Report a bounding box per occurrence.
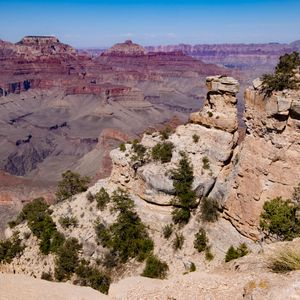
[262,52,300,95]
[119,143,126,152]
[225,243,249,262]
[202,156,210,170]
[192,134,199,143]
[260,197,300,241]
[162,224,173,239]
[194,228,208,252]
[41,272,53,281]
[86,192,94,202]
[201,197,219,223]
[56,170,90,202]
[151,142,174,163]
[75,262,111,294]
[95,188,110,210]
[55,238,82,281]
[132,140,146,161]
[173,233,184,251]
[159,126,172,140]
[142,255,169,279]
[0,232,24,263]
[59,216,78,229]
[95,222,111,248]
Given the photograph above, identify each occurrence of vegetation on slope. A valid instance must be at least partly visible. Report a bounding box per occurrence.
[262,51,300,95]
[225,243,249,262]
[142,255,169,279]
[56,170,90,202]
[171,152,197,225]
[152,142,174,163]
[95,188,154,263]
[0,232,24,263]
[260,197,300,241]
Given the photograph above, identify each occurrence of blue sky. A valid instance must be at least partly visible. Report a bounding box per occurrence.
[0,0,299,47]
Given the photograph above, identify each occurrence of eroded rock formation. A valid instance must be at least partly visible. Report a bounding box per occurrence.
[220,80,300,239]
[190,76,239,133]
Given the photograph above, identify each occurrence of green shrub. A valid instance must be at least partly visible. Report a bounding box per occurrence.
[0,233,24,264]
[12,197,63,255]
[86,192,94,202]
[201,197,219,223]
[95,222,111,248]
[207,111,213,117]
[75,262,111,294]
[162,224,173,239]
[225,243,249,262]
[205,247,214,261]
[192,134,199,143]
[95,188,110,210]
[132,140,146,161]
[262,52,300,95]
[189,262,196,272]
[159,126,172,140]
[104,189,154,263]
[55,238,82,281]
[119,143,126,152]
[59,216,78,229]
[17,197,48,225]
[38,215,58,255]
[111,188,135,213]
[102,252,118,269]
[194,228,208,252]
[55,170,90,202]
[202,156,210,170]
[151,142,174,163]
[49,231,65,253]
[260,197,300,241]
[109,209,154,262]
[172,208,190,225]
[173,233,184,251]
[142,255,169,279]
[269,246,300,273]
[171,153,197,225]
[41,272,53,281]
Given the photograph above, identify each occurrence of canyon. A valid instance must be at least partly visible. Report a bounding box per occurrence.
[0,36,229,230]
[0,74,299,299]
[0,36,300,299]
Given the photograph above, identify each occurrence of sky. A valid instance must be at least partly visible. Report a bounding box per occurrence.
[0,0,299,47]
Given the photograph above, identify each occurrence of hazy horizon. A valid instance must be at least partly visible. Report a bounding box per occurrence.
[0,0,300,47]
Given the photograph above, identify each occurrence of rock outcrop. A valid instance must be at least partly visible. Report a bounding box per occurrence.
[219,81,300,239]
[189,75,239,133]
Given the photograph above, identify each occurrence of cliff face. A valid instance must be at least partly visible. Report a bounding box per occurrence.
[220,80,300,239]
[146,42,300,70]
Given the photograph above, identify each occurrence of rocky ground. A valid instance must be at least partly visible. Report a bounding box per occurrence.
[2,240,300,299]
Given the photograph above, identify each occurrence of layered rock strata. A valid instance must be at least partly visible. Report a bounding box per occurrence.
[219,81,300,239]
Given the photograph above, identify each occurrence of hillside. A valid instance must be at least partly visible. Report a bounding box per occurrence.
[1,74,299,298]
